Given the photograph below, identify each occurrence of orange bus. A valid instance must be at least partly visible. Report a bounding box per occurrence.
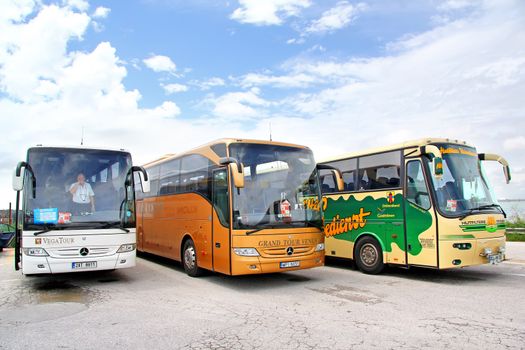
[135,139,326,276]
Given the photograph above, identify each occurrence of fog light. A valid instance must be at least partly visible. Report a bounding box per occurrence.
[248,264,258,270]
[120,259,126,264]
[480,247,493,257]
[499,246,506,254]
[23,248,49,256]
[315,243,325,252]
[37,264,45,269]
[452,259,461,266]
[233,248,259,256]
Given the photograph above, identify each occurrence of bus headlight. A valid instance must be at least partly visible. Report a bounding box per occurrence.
[117,244,136,253]
[233,248,260,256]
[315,243,325,252]
[23,248,49,256]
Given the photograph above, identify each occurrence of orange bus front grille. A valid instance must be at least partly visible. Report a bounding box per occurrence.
[261,246,314,258]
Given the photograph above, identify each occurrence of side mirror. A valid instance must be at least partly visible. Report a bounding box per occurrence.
[13,161,36,198]
[479,153,511,184]
[12,168,24,191]
[131,166,150,193]
[422,145,443,178]
[219,157,245,188]
[316,164,345,192]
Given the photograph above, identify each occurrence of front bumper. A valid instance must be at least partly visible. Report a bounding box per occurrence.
[21,250,136,274]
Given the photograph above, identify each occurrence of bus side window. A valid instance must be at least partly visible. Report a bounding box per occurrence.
[358,151,401,191]
[319,170,336,193]
[406,160,431,210]
[325,158,357,191]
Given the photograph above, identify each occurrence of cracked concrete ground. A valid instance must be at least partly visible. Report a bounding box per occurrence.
[1,243,524,350]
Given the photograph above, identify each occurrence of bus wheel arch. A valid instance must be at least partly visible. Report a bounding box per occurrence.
[353,234,385,275]
[181,235,204,277]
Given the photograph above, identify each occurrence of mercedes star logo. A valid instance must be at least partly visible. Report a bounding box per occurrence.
[79,247,89,256]
[286,247,294,256]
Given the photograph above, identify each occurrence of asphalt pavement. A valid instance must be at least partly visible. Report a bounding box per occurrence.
[1,243,524,349]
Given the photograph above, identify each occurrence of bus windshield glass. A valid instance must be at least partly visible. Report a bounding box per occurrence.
[23,148,134,230]
[229,143,321,230]
[428,143,499,216]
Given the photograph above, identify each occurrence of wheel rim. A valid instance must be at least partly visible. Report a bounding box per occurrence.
[360,243,378,267]
[184,245,196,270]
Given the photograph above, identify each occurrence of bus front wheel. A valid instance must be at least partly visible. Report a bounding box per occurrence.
[355,237,384,274]
[182,239,204,277]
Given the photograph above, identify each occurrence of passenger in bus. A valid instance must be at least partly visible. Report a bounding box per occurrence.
[69,173,95,215]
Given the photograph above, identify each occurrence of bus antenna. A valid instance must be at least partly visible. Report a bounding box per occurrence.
[81,126,84,146]
[269,122,272,141]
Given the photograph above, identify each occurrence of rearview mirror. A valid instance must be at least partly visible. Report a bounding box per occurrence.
[132,166,151,193]
[219,157,245,188]
[316,164,345,192]
[479,153,511,184]
[422,145,443,178]
[12,168,24,191]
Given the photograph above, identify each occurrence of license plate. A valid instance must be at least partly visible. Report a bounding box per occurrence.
[72,261,97,269]
[280,261,300,268]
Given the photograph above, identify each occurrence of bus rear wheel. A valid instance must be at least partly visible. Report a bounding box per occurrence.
[355,237,384,274]
[182,239,204,277]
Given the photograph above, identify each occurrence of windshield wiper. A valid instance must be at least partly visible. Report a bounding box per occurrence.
[34,224,66,236]
[246,223,277,235]
[459,204,506,220]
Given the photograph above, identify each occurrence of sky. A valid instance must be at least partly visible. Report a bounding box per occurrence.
[0,0,524,208]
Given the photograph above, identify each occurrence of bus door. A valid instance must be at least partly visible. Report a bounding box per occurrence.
[404,159,438,267]
[211,168,231,274]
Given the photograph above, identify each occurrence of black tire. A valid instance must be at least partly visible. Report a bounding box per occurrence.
[182,239,204,277]
[354,236,384,274]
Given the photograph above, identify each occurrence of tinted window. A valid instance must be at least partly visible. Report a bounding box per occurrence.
[406,160,431,210]
[212,169,229,227]
[358,151,401,190]
[320,169,336,194]
[211,143,227,158]
[146,165,160,197]
[325,158,357,191]
[180,154,211,198]
[159,158,180,195]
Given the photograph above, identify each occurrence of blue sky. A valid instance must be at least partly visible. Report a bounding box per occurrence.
[0,0,524,206]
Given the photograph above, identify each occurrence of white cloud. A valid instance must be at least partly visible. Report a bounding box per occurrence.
[191,77,225,90]
[0,4,90,102]
[162,83,188,94]
[65,0,89,12]
[92,6,110,19]
[145,101,181,118]
[238,72,318,88]
[210,88,268,119]
[504,136,525,151]
[305,1,366,34]
[230,0,311,26]
[143,55,177,73]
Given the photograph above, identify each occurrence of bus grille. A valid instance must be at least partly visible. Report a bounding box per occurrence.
[48,247,114,258]
[260,246,314,258]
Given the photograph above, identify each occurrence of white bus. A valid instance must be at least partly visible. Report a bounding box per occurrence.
[12,146,149,274]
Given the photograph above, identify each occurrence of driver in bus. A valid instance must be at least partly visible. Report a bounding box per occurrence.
[69,172,95,215]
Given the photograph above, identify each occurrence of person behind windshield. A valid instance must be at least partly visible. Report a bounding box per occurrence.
[69,173,95,215]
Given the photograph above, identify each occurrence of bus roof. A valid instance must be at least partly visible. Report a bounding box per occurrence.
[320,137,474,163]
[28,145,131,153]
[142,138,311,168]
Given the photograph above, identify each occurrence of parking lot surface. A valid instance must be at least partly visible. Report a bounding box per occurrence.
[1,244,525,349]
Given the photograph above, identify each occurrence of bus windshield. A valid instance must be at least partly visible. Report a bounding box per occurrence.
[24,148,134,230]
[229,143,321,230]
[428,143,499,217]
